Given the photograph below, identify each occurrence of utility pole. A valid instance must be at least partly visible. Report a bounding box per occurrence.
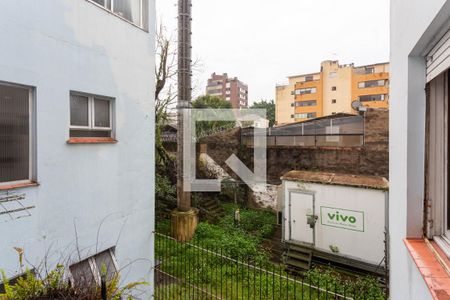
[177,0,192,212]
[171,0,198,242]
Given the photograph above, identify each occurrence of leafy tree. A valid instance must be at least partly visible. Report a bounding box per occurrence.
[192,95,232,109]
[250,99,275,127]
[191,95,235,136]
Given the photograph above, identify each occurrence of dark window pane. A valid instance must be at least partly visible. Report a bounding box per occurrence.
[94,99,110,128]
[0,84,30,183]
[113,0,141,25]
[359,94,385,102]
[92,0,105,6]
[70,130,111,138]
[70,259,95,286]
[70,95,89,127]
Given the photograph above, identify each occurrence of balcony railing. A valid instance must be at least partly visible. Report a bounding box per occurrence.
[242,115,364,148]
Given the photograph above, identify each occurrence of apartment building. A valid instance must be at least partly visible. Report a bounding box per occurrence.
[206,73,249,109]
[275,61,389,125]
[0,0,155,297]
[390,0,450,299]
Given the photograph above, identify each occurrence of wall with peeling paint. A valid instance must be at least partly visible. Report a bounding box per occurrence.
[0,1,155,297]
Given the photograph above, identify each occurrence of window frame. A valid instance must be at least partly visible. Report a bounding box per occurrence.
[87,0,147,30]
[69,248,119,286]
[358,80,386,89]
[296,100,317,107]
[425,70,450,257]
[358,94,386,102]
[70,92,114,137]
[0,82,35,187]
[294,87,317,95]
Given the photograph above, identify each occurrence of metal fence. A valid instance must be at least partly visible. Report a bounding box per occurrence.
[242,116,364,148]
[154,231,385,300]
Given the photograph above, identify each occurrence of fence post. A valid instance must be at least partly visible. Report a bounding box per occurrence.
[101,275,107,300]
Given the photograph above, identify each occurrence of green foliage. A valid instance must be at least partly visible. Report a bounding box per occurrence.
[219,180,246,204]
[188,202,277,262]
[0,265,148,300]
[193,222,267,262]
[192,95,233,109]
[155,202,385,299]
[219,203,276,240]
[156,173,177,218]
[305,267,385,299]
[155,235,385,299]
[250,99,275,127]
[192,95,235,136]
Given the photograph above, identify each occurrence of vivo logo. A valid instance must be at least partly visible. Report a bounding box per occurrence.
[327,212,357,224]
[321,206,365,232]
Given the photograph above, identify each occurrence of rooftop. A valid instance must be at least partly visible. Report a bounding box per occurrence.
[281,170,389,190]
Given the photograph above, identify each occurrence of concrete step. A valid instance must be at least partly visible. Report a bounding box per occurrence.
[285,258,310,271]
[288,244,313,255]
[286,251,311,263]
[284,243,313,271]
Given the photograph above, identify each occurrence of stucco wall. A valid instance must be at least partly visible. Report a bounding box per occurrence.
[390,0,449,299]
[0,0,155,296]
[321,61,353,115]
[276,76,303,125]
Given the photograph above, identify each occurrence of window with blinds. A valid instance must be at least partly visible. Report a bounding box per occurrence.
[0,83,31,184]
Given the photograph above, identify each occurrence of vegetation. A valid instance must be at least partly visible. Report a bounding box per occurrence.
[155,173,177,218]
[0,266,147,300]
[250,99,276,127]
[191,95,236,137]
[155,201,385,299]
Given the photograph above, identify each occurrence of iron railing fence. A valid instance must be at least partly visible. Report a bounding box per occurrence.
[241,116,364,148]
[154,231,386,300]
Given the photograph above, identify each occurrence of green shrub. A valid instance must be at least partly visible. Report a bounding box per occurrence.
[193,222,268,263]
[219,203,276,239]
[156,173,177,217]
[0,265,147,300]
[305,267,385,299]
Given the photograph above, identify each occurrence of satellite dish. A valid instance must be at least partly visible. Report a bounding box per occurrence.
[351,100,362,111]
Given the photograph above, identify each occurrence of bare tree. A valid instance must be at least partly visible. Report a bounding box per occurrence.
[155,23,177,125]
[154,21,202,172]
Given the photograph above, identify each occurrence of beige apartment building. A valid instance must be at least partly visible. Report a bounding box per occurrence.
[275,60,389,125]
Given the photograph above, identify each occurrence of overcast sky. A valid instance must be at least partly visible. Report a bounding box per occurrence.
[156,0,390,104]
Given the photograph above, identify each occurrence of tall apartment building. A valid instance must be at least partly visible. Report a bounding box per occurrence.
[275,61,389,125]
[206,73,249,108]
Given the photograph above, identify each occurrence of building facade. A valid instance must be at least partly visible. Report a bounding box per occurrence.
[390,0,450,299]
[0,0,155,297]
[275,61,389,125]
[206,73,249,109]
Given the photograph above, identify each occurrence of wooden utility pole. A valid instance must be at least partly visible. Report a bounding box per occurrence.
[171,0,198,242]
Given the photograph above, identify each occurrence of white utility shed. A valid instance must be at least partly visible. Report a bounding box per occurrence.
[282,171,389,267]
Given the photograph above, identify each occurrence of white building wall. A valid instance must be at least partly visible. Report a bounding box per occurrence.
[390,0,449,299]
[0,0,155,296]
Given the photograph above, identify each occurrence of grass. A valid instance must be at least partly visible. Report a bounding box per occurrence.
[155,201,386,299]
